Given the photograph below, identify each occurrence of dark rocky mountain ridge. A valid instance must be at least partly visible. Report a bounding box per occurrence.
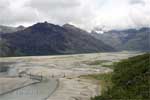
[0,22,115,56]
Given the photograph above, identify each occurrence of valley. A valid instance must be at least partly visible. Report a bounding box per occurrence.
[0,52,141,100]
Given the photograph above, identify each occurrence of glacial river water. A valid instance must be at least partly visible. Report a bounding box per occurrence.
[0,79,58,100]
[0,62,58,100]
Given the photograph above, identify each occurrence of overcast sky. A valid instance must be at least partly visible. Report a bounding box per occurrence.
[0,0,150,31]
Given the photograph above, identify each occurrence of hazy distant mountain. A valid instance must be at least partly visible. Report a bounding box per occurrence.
[0,25,25,34]
[0,22,115,56]
[91,27,150,51]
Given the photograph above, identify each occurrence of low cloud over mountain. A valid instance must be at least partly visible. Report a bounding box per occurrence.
[0,0,150,31]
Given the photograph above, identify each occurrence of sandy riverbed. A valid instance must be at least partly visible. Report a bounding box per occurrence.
[0,52,141,100]
[0,77,38,95]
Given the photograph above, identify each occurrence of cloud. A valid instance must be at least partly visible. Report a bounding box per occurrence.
[27,0,97,30]
[129,0,150,28]
[28,0,80,10]
[0,0,38,26]
[92,0,150,30]
[27,0,82,23]
[0,0,149,30]
[129,0,145,5]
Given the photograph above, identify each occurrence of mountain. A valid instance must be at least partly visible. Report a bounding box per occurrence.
[91,27,150,51]
[0,25,25,34]
[0,39,18,57]
[0,22,115,56]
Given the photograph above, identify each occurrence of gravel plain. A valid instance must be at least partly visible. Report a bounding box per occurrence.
[0,52,141,100]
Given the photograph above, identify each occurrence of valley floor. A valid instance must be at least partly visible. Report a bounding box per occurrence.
[0,51,141,100]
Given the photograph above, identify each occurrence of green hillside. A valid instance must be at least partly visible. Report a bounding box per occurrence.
[92,53,150,100]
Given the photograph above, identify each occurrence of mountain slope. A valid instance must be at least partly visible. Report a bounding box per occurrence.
[0,39,18,57]
[123,28,150,51]
[0,25,25,34]
[91,27,150,51]
[62,24,115,53]
[0,22,115,56]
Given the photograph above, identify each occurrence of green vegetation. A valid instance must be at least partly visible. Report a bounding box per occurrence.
[83,59,114,69]
[90,53,149,100]
[85,60,110,65]
[81,73,113,94]
[101,64,114,69]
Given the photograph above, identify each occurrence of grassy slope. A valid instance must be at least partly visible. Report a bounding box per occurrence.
[87,53,149,100]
